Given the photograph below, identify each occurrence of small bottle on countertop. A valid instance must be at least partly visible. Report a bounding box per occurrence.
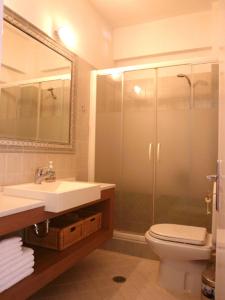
[45,161,56,182]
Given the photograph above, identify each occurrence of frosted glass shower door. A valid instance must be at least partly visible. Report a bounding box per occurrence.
[95,73,123,231]
[119,69,156,234]
[155,64,218,230]
[155,65,192,226]
[189,63,218,230]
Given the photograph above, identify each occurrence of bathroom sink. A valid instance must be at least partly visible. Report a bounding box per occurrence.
[3,181,101,213]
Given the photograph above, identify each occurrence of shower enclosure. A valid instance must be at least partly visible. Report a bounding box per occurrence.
[92,61,218,237]
[0,76,70,143]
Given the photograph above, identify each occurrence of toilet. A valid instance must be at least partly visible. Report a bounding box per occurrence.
[145,183,217,296]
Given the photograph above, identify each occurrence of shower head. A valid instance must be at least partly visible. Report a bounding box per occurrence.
[47,88,57,100]
[177,73,191,87]
[177,73,192,109]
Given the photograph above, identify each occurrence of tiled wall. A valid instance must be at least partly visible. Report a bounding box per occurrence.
[0,57,93,187]
[75,58,92,180]
[0,152,76,187]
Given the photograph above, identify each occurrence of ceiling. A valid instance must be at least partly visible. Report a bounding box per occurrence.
[89,0,213,28]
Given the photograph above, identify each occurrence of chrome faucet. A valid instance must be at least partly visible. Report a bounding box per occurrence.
[34,161,56,184]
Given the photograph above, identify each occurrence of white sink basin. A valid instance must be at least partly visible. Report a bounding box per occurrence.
[4,181,101,213]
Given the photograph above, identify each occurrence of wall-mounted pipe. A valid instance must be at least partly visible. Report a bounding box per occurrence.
[33,219,50,237]
[177,73,191,86]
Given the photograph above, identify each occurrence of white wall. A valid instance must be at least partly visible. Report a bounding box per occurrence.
[215,0,225,299]
[0,0,2,64]
[1,22,71,83]
[4,0,113,69]
[113,11,213,64]
[3,2,215,68]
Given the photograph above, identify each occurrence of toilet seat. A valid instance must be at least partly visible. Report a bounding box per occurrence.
[149,224,207,245]
[145,231,212,261]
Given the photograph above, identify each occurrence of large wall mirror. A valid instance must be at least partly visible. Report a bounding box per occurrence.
[0,7,76,152]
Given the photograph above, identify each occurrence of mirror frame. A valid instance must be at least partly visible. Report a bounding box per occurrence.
[0,6,76,153]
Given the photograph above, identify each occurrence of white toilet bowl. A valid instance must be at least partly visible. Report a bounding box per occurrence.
[145,224,212,296]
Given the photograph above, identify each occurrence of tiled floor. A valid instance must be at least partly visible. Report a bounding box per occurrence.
[30,249,200,300]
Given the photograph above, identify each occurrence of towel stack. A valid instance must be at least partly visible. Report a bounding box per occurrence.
[0,237,34,293]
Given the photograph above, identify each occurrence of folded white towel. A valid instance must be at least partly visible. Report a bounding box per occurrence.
[0,247,23,266]
[22,246,34,256]
[0,267,34,293]
[0,241,22,255]
[0,248,34,276]
[0,237,22,247]
[0,259,34,281]
[0,237,22,250]
[0,262,34,287]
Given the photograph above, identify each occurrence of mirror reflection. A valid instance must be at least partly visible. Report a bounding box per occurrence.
[0,21,72,144]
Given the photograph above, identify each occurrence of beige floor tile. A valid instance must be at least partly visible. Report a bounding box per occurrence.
[71,290,101,300]
[120,285,140,300]
[99,287,125,300]
[30,249,201,300]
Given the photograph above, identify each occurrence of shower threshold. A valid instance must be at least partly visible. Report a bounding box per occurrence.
[113,230,147,244]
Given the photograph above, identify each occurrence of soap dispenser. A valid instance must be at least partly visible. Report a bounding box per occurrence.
[46,161,56,182]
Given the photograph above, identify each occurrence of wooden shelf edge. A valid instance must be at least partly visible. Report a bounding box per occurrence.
[1,229,112,300]
[0,207,45,236]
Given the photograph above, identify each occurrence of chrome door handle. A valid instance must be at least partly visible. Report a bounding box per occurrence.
[206,174,219,211]
[206,174,218,182]
[216,160,221,211]
[206,160,221,211]
[148,143,152,161]
[157,143,160,162]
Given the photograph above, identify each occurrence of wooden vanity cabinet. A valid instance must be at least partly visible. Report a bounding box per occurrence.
[0,188,114,300]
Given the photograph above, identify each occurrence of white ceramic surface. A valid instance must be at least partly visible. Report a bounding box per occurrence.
[145,231,212,261]
[4,181,101,213]
[98,183,116,190]
[145,231,212,296]
[0,193,44,217]
[59,178,115,191]
[149,223,207,245]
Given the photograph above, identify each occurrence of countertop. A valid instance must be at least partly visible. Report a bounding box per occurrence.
[64,178,116,191]
[99,183,116,190]
[0,181,115,217]
[0,193,44,217]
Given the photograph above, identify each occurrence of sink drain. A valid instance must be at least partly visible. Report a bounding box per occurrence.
[112,276,126,283]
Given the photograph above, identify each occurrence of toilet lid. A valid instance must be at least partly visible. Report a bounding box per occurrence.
[149,224,207,245]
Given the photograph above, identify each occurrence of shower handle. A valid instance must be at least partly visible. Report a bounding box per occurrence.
[207,160,221,211]
[207,174,219,211]
[157,143,161,162]
[206,175,218,182]
[148,143,152,161]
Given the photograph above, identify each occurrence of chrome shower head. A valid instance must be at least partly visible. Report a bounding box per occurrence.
[177,73,191,87]
[47,88,57,100]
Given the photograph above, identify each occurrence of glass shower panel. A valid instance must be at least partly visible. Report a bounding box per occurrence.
[38,79,70,143]
[155,65,192,226]
[155,64,218,231]
[119,69,156,234]
[95,73,123,230]
[16,84,39,140]
[190,63,218,231]
[0,86,20,138]
[0,84,39,140]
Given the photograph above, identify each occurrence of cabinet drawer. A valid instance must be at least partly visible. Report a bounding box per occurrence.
[83,213,102,237]
[24,219,83,251]
[24,212,102,250]
[61,221,83,249]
